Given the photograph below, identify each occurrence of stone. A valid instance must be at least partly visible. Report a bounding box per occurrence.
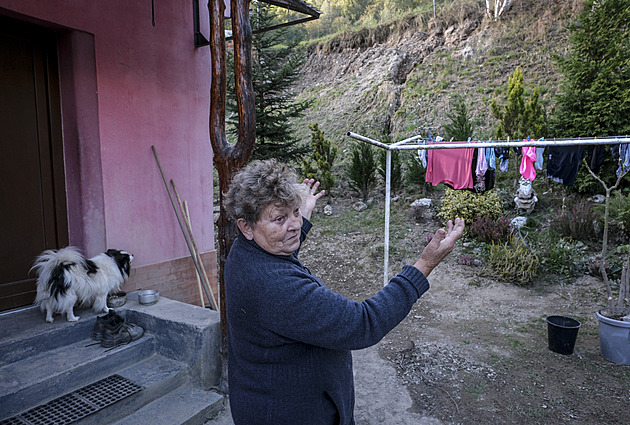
[410,198,432,208]
[323,205,333,216]
[352,201,368,212]
[588,194,606,204]
[510,216,527,230]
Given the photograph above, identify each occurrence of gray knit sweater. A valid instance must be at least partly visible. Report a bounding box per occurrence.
[225,218,430,425]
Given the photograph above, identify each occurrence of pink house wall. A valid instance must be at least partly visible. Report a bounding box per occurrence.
[0,1,217,304]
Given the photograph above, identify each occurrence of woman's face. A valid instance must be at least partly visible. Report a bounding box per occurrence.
[243,203,303,256]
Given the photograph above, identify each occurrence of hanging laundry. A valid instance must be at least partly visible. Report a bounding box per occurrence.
[417,147,427,168]
[495,146,510,172]
[546,145,585,186]
[476,147,488,177]
[617,143,630,177]
[520,144,537,181]
[586,145,606,173]
[474,146,488,192]
[471,148,495,193]
[535,147,545,170]
[426,141,474,189]
[485,147,496,171]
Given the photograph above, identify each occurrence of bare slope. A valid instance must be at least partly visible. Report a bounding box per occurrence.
[292,0,583,150]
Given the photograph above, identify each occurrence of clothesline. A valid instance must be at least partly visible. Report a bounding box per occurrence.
[347,132,630,150]
[345,132,630,286]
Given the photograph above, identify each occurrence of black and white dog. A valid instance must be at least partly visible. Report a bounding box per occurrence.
[31,247,133,323]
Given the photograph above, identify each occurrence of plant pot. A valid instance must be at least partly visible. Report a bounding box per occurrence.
[546,315,581,355]
[596,310,630,365]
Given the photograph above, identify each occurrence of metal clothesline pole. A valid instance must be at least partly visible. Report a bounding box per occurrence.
[345,132,630,287]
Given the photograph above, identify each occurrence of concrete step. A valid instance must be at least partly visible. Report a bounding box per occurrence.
[0,333,155,419]
[74,354,192,425]
[0,306,107,367]
[110,383,225,425]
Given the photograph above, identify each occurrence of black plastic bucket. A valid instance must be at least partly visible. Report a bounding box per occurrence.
[546,315,581,355]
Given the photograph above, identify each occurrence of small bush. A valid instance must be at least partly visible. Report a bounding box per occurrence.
[377,148,402,195]
[301,123,338,195]
[405,154,427,187]
[551,199,600,241]
[469,214,512,243]
[347,142,377,202]
[608,191,630,236]
[438,188,503,227]
[485,235,539,285]
[539,237,587,278]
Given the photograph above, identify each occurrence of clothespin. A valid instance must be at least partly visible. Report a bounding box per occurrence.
[467,137,471,143]
[450,137,454,142]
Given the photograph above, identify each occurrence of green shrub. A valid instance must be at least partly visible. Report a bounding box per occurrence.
[485,235,539,285]
[535,234,588,278]
[405,154,427,187]
[437,188,503,227]
[377,148,402,195]
[301,123,338,195]
[608,191,630,236]
[347,142,377,202]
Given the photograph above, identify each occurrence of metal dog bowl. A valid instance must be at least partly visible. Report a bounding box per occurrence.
[138,289,159,305]
[107,291,127,308]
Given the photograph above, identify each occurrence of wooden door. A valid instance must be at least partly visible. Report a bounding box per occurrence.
[0,15,68,311]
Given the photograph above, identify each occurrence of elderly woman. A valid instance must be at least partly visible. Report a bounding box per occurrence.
[224,159,464,425]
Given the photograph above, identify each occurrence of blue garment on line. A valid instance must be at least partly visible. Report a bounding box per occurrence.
[485,147,496,170]
[617,142,630,177]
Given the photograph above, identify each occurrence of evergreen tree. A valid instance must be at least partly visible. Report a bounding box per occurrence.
[552,0,630,137]
[226,3,311,161]
[405,154,427,187]
[520,87,546,139]
[491,68,524,139]
[347,142,377,202]
[443,95,474,141]
[491,67,546,139]
[301,123,338,195]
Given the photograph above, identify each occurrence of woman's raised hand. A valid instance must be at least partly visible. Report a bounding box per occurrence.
[300,179,326,220]
[413,218,465,277]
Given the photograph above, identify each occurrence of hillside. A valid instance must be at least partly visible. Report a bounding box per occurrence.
[291,0,583,151]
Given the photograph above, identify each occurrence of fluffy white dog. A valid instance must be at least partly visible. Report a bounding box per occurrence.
[32,247,133,323]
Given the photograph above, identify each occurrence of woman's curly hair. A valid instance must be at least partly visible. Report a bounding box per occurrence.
[224,159,305,225]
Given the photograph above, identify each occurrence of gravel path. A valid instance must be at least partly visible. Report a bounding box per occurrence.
[206,344,445,424]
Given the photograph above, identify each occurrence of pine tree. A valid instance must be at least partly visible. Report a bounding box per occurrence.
[226,3,311,162]
[443,96,474,141]
[520,87,546,139]
[552,0,630,137]
[347,142,377,202]
[301,123,338,195]
[491,67,546,140]
[491,68,524,139]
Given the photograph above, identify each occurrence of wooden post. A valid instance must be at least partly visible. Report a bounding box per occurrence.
[208,0,256,389]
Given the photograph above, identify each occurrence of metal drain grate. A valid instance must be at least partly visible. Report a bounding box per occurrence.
[1,374,143,425]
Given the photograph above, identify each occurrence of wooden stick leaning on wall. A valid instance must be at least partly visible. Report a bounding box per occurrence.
[170,179,220,312]
[151,145,219,312]
[183,201,206,307]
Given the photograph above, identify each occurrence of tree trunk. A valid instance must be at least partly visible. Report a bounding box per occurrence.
[208,0,256,388]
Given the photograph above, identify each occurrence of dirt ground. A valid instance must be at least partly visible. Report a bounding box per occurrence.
[296,195,630,425]
[208,194,629,425]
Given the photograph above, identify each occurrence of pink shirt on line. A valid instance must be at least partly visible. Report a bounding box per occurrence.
[520,144,537,181]
[426,141,474,189]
